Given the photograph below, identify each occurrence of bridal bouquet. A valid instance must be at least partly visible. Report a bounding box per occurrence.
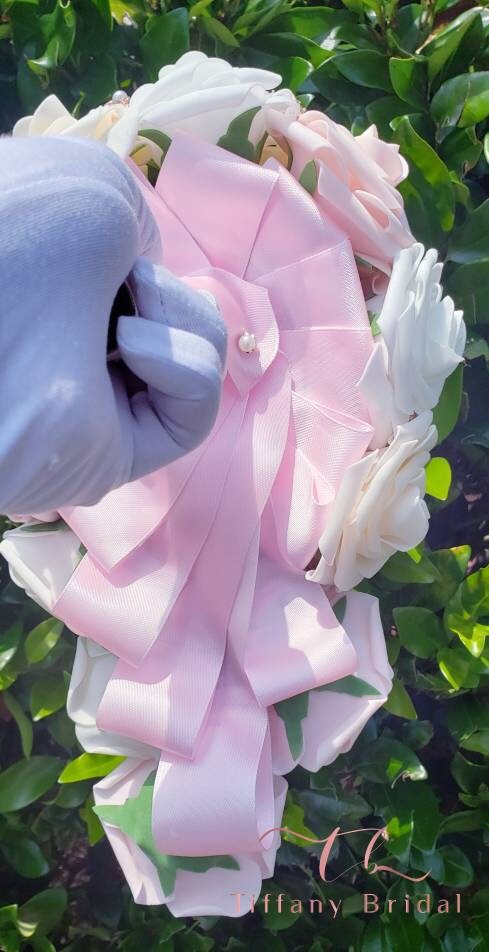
[2,52,466,916]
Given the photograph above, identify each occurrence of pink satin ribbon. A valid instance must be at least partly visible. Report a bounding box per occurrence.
[54,133,375,859]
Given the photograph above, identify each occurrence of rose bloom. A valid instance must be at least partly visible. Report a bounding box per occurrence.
[308,412,437,591]
[264,105,413,274]
[270,591,393,774]
[13,51,282,159]
[377,243,466,416]
[93,758,287,915]
[359,243,466,447]
[0,521,81,612]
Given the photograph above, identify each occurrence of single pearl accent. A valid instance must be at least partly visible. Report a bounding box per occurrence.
[238,330,257,354]
[110,90,130,105]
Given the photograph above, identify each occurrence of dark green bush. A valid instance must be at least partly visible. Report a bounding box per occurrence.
[1,0,489,949]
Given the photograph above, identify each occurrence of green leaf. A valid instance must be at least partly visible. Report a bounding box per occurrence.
[0,904,20,952]
[438,644,481,689]
[440,126,483,177]
[394,607,446,659]
[383,917,425,951]
[318,675,382,697]
[202,16,240,48]
[4,692,33,758]
[389,56,427,109]
[333,49,392,91]
[425,457,452,500]
[94,773,239,895]
[18,520,63,533]
[0,756,61,812]
[0,623,21,673]
[381,550,441,584]
[79,794,105,846]
[29,0,76,71]
[281,793,316,847]
[59,753,125,783]
[384,677,417,720]
[432,72,489,130]
[260,898,300,932]
[445,259,489,325]
[451,750,489,793]
[312,58,380,106]
[74,52,117,109]
[17,889,67,939]
[217,106,261,161]
[447,694,489,740]
[30,674,67,721]
[1,839,49,879]
[432,365,463,443]
[412,545,470,613]
[138,127,172,155]
[371,780,440,857]
[402,720,434,750]
[448,199,489,265]
[333,595,347,624]
[140,9,189,82]
[392,116,455,234]
[270,6,350,40]
[461,731,489,756]
[298,160,318,195]
[444,564,489,656]
[274,692,308,758]
[268,55,312,92]
[357,736,427,784]
[422,8,484,80]
[25,619,63,664]
[437,844,473,887]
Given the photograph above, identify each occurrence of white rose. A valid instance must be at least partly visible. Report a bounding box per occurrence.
[308,412,437,591]
[68,638,157,759]
[377,243,465,416]
[0,522,82,612]
[13,96,129,143]
[14,51,282,159]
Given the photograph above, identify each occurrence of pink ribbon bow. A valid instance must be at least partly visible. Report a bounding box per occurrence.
[53,133,375,859]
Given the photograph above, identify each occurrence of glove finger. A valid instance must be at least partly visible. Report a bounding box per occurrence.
[116,316,222,479]
[129,257,227,366]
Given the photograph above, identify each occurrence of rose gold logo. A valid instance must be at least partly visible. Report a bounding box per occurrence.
[230,825,463,917]
[260,823,431,883]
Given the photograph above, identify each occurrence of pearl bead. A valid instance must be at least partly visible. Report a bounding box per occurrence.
[238,330,257,354]
[111,90,130,105]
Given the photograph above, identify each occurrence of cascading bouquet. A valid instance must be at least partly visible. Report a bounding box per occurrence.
[1,52,466,916]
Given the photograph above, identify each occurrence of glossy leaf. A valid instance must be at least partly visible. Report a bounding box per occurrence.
[0,756,61,812]
[140,9,189,81]
[58,752,125,783]
[25,619,63,664]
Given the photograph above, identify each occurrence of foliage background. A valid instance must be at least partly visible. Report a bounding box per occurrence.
[1,0,489,949]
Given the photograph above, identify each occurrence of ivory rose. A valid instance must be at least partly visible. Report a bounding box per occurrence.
[308,412,437,591]
[14,51,282,160]
[270,591,393,774]
[358,243,466,447]
[377,243,466,416]
[68,638,157,760]
[93,758,287,914]
[265,106,413,273]
[0,521,81,612]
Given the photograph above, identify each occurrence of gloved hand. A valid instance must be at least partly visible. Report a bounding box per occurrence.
[0,136,227,515]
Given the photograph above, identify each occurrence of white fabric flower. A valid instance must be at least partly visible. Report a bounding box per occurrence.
[13,96,129,144]
[68,638,157,760]
[359,243,465,447]
[308,412,437,591]
[13,51,282,159]
[0,522,82,612]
